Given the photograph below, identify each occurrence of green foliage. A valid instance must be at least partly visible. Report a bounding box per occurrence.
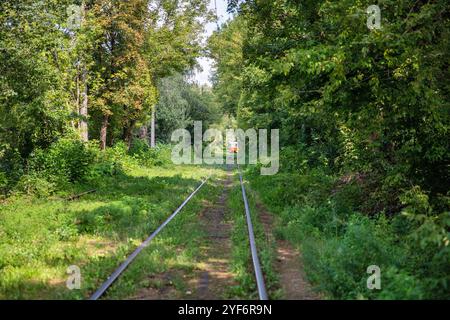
[399,187,450,299]
[28,138,98,184]
[129,140,172,167]
[15,173,57,198]
[145,0,213,79]
[0,0,74,158]
[208,17,246,116]
[248,163,334,212]
[0,172,7,193]
[217,0,450,300]
[247,160,450,299]
[86,142,129,180]
[0,144,23,194]
[219,0,450,207]
[154,74,221,143]
[304,214,403,299]
[0,0,212,166]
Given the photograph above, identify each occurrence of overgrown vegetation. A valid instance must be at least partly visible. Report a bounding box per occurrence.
[154,74,221,143]
[245,148,449,299]
[210,0,450,299]
[0,0,220,199]
[1,0,449,301]
[0,142,222,299]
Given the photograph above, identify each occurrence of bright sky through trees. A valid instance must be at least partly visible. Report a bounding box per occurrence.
[192,0,232,86]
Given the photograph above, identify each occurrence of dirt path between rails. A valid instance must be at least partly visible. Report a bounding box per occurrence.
[188,167,237,299]
[256,202,320,300]
[131,168,237,300]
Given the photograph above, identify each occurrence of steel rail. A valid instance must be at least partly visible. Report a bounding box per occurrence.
[89,176,210,300]
[237,165,268,300]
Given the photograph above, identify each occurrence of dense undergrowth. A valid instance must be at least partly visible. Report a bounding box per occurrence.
[1,136,173,199]
[246,146,449,300]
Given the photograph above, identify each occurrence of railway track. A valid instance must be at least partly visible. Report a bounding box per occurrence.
[89,166,268,300]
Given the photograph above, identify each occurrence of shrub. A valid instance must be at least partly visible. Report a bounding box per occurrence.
[0,144,24,193]
[105,141,139,171]
[28,138,98,183]
[279,145,309,173]
[15,173,56,197]
[377,267,426,300]
[399,187,450,299]
[128,139,150,156]
[280,204,348,242]
[249,170,333,212]
[0,171,7,195]
[129,140,172,167]
[85,142,130,181]
[303,214,405,299]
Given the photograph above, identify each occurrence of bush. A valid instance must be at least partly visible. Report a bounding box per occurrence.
[15,173,56,197]
[85,141,131,180]
[28,138,98,184]
[129,140,172,167]
[248,169,333,212]
[399,187,450,299]
[377,267,426,299]
[106,141,139,171]
[279,145,309,173]
[279,144,332,174]
[0,144,24,193]
[280,204,347,242]
[303,214,406,299]
[253,172,450,299]
[0,171,7,195]
[128,139,150,157]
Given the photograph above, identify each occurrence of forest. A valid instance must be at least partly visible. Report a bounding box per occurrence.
[0,0,449,300]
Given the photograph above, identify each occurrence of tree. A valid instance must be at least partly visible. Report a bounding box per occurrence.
[154,74,220,143]
[208,17,246,117]
[0,0,74,157]
[88,0,157,149]
[68,1,101,142]
[214,0,450,299]
[220,0,449,197]
[143,0,213,146]
[0,0,212,157]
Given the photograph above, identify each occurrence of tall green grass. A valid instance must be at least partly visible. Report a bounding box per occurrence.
[0,155,223,299]
[246,163,449,300]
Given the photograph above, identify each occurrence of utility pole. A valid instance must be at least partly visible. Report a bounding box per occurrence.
[150,107,156,148]
[69,2,88,142]
[79,2,88,142]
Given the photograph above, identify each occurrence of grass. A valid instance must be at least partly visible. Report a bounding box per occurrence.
[0,163,225,299]
[244,164,450,300]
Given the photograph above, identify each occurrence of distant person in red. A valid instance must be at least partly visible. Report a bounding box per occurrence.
[229,141,239,153]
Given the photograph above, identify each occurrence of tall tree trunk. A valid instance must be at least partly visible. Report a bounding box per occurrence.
[73,2,88,142]
[150,107,156,148]
[100,115,109,150]
[79,66,88,142]
[74,62,80,131]
[123,120,136,149]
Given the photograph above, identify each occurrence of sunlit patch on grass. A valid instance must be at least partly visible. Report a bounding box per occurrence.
[0,164,226,299]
